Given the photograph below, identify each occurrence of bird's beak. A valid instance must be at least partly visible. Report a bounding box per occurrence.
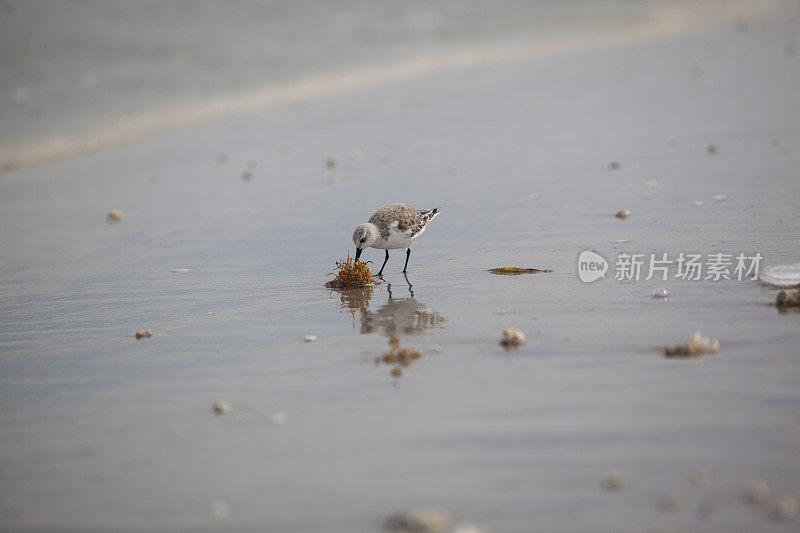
[355,248,362,262]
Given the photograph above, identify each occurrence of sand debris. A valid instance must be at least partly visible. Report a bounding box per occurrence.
[664,331,719,358]
[171,268,191,273]
[325,156,339,169]
[271,412,288,425]
[210,500,231,519]
[712,194,730,202]
[615,209,630,219]
[744,480,770,504]
[609,161,621,170]
[601,470,629,492]
[106,209,122,223]
[776,289,800,307]
[212,400,232,415]
[302,335,317,342]
[500,328,526,350]
[689,467,709,487]
[770,495,799,522]
[659,489,687,512]
[384,507,453,533]
[692,200,703,207]
[134,330,152,340]
[707,144,718,154]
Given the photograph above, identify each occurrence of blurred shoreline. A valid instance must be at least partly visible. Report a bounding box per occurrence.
[0,0,778,174]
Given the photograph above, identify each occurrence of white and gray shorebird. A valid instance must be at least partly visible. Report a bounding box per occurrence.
[352,203,440,276]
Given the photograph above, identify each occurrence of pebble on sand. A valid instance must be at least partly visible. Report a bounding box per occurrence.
[664,331,719,358]
[615,209,630,219]
[134,330,152,340]
[659,490,687,512]
[601,470,629,492]
[689,467,709,487]
[707,144,718,154]
[212,400,232,416]
[384,507,453,533]
[325,156,339,169]
[609,161,621,170]
[106,209,122,223]
[744,480,770,504]
[652,288,668,299]
[776,289,800,307]
[770,495,799,522]
[500,328,526,349]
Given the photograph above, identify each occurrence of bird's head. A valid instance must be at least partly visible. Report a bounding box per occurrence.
[352,223,379,261]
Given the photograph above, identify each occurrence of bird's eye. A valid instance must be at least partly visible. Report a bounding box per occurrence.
[360,238,366,243]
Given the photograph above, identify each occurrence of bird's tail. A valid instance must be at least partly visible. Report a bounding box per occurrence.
[419,208,440,224]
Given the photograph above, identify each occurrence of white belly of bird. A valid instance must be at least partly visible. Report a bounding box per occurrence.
[373,224,425,250]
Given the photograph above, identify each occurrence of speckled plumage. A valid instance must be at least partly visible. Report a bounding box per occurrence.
[368,203,437,241]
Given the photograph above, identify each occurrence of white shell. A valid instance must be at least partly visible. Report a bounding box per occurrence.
[759,263,800,287]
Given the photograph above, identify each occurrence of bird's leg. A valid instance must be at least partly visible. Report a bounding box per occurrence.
[377,250,389,276]
[402,248,411,273]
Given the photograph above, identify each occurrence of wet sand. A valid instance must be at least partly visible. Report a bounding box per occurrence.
[1,2,800,532]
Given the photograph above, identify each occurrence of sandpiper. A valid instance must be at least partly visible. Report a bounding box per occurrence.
[352,203,440,276]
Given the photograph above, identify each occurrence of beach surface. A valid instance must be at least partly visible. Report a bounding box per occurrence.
[1,1,800,532]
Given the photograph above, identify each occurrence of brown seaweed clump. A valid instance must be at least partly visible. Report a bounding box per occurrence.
[375,335,422,378]
[325,251,374,288]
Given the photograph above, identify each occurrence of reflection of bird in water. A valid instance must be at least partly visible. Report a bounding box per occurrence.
[361,274,445,336]
[361,297,446,336]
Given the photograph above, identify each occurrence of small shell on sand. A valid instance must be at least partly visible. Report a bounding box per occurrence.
[659,490,687,512]
[325,156,339,169]
[770,495,799,522]
[171,268,191,273]
[134,330,152,340]
[601,470,629,492]
[302,335,317,342]
[744,480,770,504]
[760,264,800,288]
[777,289,800,307]
[615,209,630,219]
[665,331,719,358]
[385,507,453,533]
[500,328,526,349]
[106,209,122,223]
[689,467,709,487]
[212,400,232,415]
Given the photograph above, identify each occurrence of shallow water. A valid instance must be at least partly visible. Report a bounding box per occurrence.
[1,3,800,532]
